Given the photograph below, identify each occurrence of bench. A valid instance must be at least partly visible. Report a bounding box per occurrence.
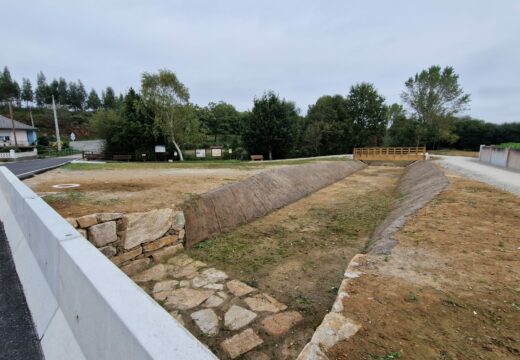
[113,154,132,161]
[250,155,264,161]
[84,153,104,161]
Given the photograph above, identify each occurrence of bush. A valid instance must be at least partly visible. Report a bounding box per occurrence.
[496,143,520,149]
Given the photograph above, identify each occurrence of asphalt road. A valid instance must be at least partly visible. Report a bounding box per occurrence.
[436,155,520,197]
[0,221,43,360]
[0,157,76,179]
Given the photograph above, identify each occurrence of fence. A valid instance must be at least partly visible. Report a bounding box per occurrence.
[479,145,520,171]
[0,149,38,161]
[353,146,427,161]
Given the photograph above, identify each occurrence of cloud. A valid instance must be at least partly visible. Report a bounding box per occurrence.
[1,0,519,123]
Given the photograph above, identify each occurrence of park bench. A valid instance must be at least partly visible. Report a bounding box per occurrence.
[250,155,264,161]
[113,154,132,161]
[84,153,104,161]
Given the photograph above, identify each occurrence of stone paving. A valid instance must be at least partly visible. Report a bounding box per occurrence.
[131,252,303,359]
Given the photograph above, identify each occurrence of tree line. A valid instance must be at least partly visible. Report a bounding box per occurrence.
[0,66,121,111]
[2,65,519,159]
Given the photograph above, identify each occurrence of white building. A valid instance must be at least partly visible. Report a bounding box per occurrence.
[0,115,37,148]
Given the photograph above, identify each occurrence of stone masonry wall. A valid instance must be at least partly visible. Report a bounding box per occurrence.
[66,208,186,276]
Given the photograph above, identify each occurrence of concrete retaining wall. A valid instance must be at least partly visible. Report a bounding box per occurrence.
[183,161,366,247]
[480,145,520,171]
[0,167,216,360]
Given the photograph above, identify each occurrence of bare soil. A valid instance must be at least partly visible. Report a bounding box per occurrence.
[188,166,404,359]
[327,173,520,360]
[24,167,262,217]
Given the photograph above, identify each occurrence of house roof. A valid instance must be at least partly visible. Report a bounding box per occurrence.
[0,115,37,130]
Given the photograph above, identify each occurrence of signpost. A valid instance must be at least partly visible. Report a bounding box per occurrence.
[70,132,76,142]
[196,149,206,158]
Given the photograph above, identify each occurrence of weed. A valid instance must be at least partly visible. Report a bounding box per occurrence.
[384,255,390,262]
[369,351,402,360]
[407,291,418,302]
[442,298,464,308]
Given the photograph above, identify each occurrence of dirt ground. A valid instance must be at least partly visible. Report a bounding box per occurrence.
[23,166,263,217]
[328,172,520,360]
[188,166,404,358]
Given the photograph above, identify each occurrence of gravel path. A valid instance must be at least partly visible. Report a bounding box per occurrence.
[435,155,520,197]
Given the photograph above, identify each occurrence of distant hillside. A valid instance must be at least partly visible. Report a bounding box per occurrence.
[0,106,94,139]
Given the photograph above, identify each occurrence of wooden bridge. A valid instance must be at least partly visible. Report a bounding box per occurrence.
[353,146,426,162]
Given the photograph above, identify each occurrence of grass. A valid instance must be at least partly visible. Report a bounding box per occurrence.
[496,142,520,149]
[62,157,349,171]
[188,190,396,277]
[429,149,479,157]
[42,190,119,206]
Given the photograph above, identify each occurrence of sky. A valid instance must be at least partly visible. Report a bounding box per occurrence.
[1,0,519,123]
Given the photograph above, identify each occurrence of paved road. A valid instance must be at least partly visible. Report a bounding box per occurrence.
[436,155,520,196]
[0,221,43,359]
[0,157,77,179]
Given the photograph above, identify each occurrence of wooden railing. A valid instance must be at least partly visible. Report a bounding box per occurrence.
[353,146,426,161]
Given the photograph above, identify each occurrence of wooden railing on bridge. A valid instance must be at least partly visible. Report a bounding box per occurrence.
[353,146,426,161]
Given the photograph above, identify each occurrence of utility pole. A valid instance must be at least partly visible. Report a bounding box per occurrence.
[29,108,34,127]
[52,95,61,151]
[8,100,18,148]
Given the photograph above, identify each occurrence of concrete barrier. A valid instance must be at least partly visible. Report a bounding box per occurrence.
[184,161,366,247]
[479,145,520,171]
[0,167,216,360]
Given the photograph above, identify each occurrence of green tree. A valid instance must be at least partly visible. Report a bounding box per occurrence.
[242,91,298,160]
[67,80,87,111]
[303,95,352,155]
[35,71,49,106]
[102,86,116,109]
[49,79,60,103]
[58,77,68,105]
[401,65,470,147]
[0,66,19,102]
[91,88,156,155]
[140,69,199,160]
[346,83,388,147]
[386,103,421,146]
[198,101,240,143]
[86,89,102,110]
[21,78,33,107]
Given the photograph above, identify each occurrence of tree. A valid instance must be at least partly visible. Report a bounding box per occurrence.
[67,80,87,110]
[86,89,102,110]
[386,103,422,146]
[401,65,470,147]
[140,69,199,160]
[21,78,33,107]
[102,86,116,109]
[242,91,298,160]
[35,71,49,106]
[91,89,157,155]
[58,77,68,105]
[0,66,19,102]
[49,79,60,103]
[346,83,388,147]
[303,95,352,155]
[198,101,240,143]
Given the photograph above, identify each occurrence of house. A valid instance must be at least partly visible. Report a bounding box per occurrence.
[0,114,37,148]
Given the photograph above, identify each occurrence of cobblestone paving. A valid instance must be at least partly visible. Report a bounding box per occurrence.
[132,252,303,359]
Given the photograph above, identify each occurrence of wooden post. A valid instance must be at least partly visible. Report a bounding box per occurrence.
[8,100,18,148]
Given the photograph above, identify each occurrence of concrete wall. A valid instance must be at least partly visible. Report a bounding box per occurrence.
[507,148,520,170]
[480,145,520,171]
[0,167,216,360]
[184,161,366,247]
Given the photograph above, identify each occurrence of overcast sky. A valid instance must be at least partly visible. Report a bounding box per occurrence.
[2,0,519,123]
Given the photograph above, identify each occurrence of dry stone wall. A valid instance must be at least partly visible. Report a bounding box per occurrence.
[183,161,367,247]
[67,208,186,275]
